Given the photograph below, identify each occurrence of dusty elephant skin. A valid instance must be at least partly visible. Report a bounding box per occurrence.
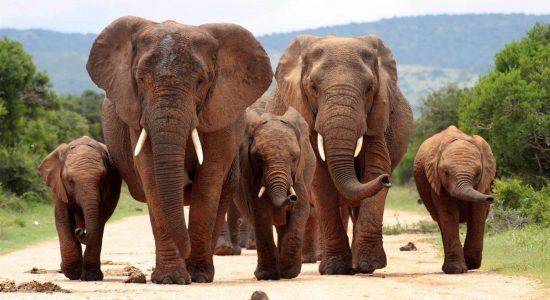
[413,126,496,274]
[265,35,413,275]
[86,16,272,284]
[38,136,122,281]
[231,98,317,280]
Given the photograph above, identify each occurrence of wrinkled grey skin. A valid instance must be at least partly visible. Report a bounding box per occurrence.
[39,136,121,281]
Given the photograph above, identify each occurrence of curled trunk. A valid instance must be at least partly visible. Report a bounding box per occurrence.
[267,175,295,211]
[75,189,100,245]
[450,184,493,203]
[323,126,390,206]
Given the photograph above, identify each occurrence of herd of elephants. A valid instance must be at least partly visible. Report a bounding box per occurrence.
[36,16,496,284]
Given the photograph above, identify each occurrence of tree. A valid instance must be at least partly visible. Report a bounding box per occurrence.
[394,85,470,184]
[0,38,36,145]
[459,23,549,187]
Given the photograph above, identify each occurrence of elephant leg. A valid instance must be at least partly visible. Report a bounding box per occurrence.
[147,204,191,284]
[340,205,350,232]
[302,204,318,263]
[187,129,237,283]
[55,202,82,280]
[464,203,489,270]
[239,219,248,248]
[212,162,237,256]
[227,200,242,255]
[313,162,353,275]
[278,182,310,279]
[246,222,257,249]
[253,197,280,280]
[214,220,233,255]
[437,194,467,274]
[81,224,105,281]
[352,136,390,273]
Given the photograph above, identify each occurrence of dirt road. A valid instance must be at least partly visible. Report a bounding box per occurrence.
[0,210,546,299]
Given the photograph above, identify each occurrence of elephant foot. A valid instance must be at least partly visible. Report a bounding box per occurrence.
[187,259,214,283]
[61,261,82,280]
[232,244,242,255]
[442,260,468,274]
[151,263,191,284]
[319,255,353,275]
[464,250,482,270]
[214,235,234,256]
[81,268,103,281]
[465,257,482,270]
[246,238,257,250]
[279,262,301,279]
[302,253,317,263]
[353,242,387,273]
[254,265,280,280]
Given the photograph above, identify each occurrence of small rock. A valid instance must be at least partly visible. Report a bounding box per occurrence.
[399,242,417,251]
[251,290,269,300]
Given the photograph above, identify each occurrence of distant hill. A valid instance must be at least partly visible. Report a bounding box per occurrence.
[1,13,548,108]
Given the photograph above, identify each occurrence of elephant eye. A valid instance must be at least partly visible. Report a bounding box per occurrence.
[310,83,318,94]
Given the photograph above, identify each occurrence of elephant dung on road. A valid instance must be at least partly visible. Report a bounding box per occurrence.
[38,136,122,281]
[414,125,496,274]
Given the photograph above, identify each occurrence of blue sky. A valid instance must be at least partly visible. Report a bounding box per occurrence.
[1,0,549,35]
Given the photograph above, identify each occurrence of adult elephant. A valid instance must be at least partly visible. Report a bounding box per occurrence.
[87,16,272,284]
[266,35,413,274]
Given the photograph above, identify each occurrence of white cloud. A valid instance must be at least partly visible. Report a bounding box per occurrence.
[0,0,548,35]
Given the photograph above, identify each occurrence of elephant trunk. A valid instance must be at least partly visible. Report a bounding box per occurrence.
[148,103,193,259]
[266,168,296,211]
[449,180,494,203]
[319,103,391,206]
[75,187,100,245]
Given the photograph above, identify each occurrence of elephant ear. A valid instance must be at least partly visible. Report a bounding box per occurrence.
[86,16,153,130]
[198,24,273,132]
[38,144,69,203]
[358,35,398,136]
[281,106,310,182]
[270,35,320,115]
[472,135,496,192]
[423,138,442,196]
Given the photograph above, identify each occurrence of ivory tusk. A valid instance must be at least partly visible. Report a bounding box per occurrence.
[258,186,266,198]
[289,186,296,196]
[191,128,203,165]
[317,133,326,161]
[134,128,147,157]
[354,136,363,157]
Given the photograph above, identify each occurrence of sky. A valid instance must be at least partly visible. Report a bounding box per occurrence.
[1,0,549,35]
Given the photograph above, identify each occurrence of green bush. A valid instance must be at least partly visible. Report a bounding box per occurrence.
[459,23,549,187]
[0,144,49,202]
[487,178,550,232]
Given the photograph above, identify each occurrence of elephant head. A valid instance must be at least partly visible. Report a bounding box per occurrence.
[86,17,272,257]
[272,35,395,204]
[39,136,116,245]
[425,126,496,203]
[245,107,308,212]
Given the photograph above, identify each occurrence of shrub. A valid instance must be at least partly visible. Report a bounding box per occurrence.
[487,178,550,233]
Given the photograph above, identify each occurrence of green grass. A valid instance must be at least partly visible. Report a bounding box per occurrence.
[0,187,147,255]
[385,184,427,213]
[383,219,439,235]
[482,226,550,284]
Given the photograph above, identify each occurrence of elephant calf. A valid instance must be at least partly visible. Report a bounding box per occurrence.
[236,101,316,280]
[414,126,496,274]
[39,136,121,281]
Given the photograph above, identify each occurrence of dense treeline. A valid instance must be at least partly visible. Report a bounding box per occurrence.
[0,38,103,208]
[394,23,549,228]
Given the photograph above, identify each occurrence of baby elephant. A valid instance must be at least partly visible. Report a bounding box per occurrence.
[414,126,496,274]
[237,104,316,280]
[39,136,121,281]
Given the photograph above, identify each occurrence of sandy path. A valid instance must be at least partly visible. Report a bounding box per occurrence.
[0,210,547,299]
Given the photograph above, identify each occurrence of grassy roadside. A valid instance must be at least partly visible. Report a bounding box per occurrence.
[385,184,427,213]
[386,185,549,285]
[0,187,147,255]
